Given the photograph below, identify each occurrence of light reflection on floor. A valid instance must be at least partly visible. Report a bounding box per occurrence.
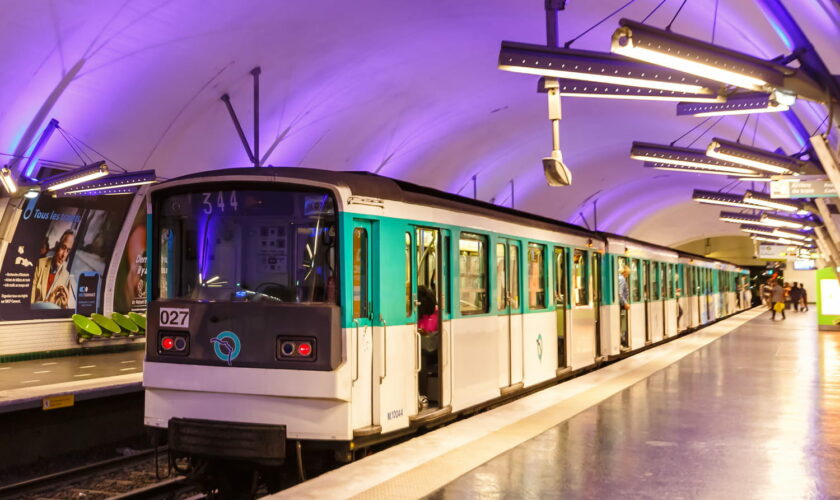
[425,310,839,500]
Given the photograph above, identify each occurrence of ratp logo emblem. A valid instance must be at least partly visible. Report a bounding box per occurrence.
[210,331,241,366]
[536,333,543,361]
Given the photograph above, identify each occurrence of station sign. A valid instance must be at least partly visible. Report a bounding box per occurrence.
[770,176,837,199]
[757,244,792,259]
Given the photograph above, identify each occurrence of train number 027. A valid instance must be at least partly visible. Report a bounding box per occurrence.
[159,307,190,329]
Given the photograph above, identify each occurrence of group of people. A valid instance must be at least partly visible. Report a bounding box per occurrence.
[763,279,809,321]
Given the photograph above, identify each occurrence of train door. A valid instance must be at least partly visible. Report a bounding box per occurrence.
[643,260,652,344]
[497,239,523,393]
[414,227,444,414]
[350,221,376,434]
[661,263,667,337]
[592,252,603,358]
[570,249,596,368]
[554,247,568,371]
[617,256,630,351]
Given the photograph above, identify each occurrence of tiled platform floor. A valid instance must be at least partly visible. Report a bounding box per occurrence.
[427,309,838,500]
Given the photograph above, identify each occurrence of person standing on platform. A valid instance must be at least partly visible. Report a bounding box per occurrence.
[789,283,803,312]
[784,282,792,310]
[800,285,809,312]
[771,279,786,320]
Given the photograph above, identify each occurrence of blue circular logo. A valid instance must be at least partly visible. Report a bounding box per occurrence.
[210,331,241,366]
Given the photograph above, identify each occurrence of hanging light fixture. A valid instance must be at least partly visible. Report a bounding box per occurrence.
[719,211,762,224]
[539,78,722,102]
[610,19,788,91]
[677,90,796,117]
[751,235,807,246]
[692,189,766,209]
[0,167,17,194]
[40,161,109,192]
[740,224,778,237]
[706,138,803,174]
[499,41,721,94]
[644,162,759,176]
[631,142,757,175]
[61,169,156,194]
[771,228,812,240]
[741,189,803,212]
[760,212,818,229]
[54,186,138,197]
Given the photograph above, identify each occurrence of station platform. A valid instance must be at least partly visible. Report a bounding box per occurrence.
[274,307,839,499]
[0,348,143,413]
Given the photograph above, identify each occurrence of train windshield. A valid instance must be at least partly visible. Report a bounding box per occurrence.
[156,188,337,303]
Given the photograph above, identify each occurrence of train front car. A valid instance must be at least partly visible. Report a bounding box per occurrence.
[143,170,350,490]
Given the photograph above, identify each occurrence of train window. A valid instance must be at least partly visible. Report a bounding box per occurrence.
[667,264,674,299]
[630,259,641,302]
[155,189,336,303]
[651,262,660,300]
[405,233,412,317]
[573,249,588,306]
[353,228,368,319]
[555,248,567,306]
[496,243,507,311]
[617,256,630,304]
[528,243,546,309]
[509,244,520,310]
[459,233,488,314]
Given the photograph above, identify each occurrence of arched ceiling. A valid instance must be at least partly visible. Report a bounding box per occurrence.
[1,0,838,246]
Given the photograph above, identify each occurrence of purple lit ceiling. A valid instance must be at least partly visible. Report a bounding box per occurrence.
[1,0,838,246]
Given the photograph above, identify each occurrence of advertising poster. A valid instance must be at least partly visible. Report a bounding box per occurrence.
[0,194,132,320]
[113,207,147,313]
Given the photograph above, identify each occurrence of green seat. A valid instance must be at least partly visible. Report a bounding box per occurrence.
[91,313,121,337]
[128,312,147,331]
[112,312,139,335]
[72,314,102,339]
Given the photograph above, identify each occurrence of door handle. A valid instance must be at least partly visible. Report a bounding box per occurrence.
[415,331,422,374]
[379,315,387,384]
[351,319,360,383]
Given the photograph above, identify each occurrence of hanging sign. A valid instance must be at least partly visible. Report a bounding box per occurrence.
[771,177,837,199]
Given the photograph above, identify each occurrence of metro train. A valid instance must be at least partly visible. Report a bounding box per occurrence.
[142,167,750,491]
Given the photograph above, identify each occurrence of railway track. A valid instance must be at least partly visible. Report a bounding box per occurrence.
[0,447,199,500]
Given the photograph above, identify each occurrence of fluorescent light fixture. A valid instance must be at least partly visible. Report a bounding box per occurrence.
[760,212,818,229]
[0,167,17,194]
[741,224,778,236]
[54,186,137,197]
[41,161,109,192]
[735,176,772,182]
[644,162,758,176]
[751,235,806,246]
[719,211,762,224]
[693,189,766,209]
[611,19,787,91]
[742,189,802,212]
[677,91,795,116]
[62,169,155,194]
[499,41,720,94]
[632,142,757,175]
[23,186,41,199]
[707,138,803,174]
[771,228,811,240]
[540,78,722,102]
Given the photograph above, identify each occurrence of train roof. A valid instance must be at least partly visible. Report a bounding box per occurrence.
[158,166,744,269]
[158,166,598,240]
